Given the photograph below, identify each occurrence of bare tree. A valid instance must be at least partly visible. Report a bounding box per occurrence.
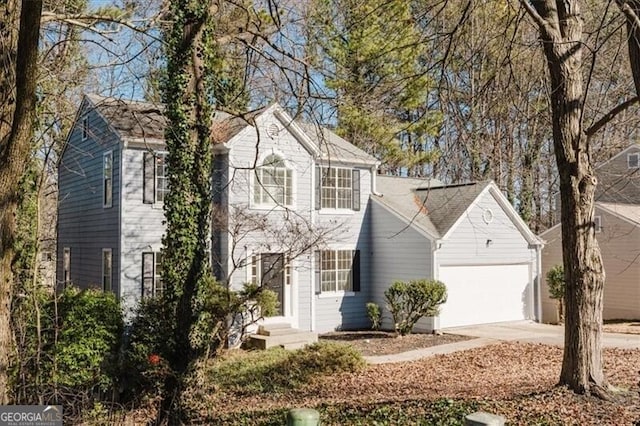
[520,0,640,396]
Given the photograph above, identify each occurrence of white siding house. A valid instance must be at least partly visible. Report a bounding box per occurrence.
[58,95,543,336]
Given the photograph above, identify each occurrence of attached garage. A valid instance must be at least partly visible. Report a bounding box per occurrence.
[372,176,542,333]
[437,264,531,328]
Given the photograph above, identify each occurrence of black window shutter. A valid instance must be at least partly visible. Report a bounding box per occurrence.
[352,169,360,211]
[315,166,321,210]
[142,252,154,297]
[143,152,155,204]
[352,250,360,292]
[315,251,321,294]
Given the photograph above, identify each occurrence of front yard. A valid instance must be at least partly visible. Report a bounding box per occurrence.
[179,341,640,425]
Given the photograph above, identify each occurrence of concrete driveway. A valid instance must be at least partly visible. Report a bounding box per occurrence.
[444,320,640,350]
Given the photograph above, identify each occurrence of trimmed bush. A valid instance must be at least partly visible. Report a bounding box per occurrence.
[385,279,447,336]
[546,265,565,323]
[366,302,381,330]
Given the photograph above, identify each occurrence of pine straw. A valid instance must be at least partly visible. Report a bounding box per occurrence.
[205,342,640,425]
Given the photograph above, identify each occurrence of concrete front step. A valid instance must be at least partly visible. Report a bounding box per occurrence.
[249,330,318,350]
[258,324,295,336]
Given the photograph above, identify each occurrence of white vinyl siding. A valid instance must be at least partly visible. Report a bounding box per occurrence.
[120,148,167,311]
[57,99,120,294]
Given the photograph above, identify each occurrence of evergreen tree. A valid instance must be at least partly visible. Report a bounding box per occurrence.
[308,0,440,174]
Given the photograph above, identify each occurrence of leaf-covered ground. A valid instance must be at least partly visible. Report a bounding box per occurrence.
[208,343,640,425]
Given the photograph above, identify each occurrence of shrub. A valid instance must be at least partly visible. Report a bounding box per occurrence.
[384,279,447,336]
[366,302,381,330]
[120,296,176,398]
[546,265,565,323]
[49,287,123,393]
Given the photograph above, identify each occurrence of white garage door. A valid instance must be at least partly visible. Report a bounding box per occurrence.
[437,264,531,329]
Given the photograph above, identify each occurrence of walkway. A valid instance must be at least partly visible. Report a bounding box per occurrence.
[364,321,640,364]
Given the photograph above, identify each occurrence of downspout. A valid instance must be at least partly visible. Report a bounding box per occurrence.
[432,239,441,331]
[310,155,316,332]
[535,244,543,322]
[370,165,382,196]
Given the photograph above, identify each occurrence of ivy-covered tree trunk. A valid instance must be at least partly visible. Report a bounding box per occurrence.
[160,1,217,419]
[0,0,43,404]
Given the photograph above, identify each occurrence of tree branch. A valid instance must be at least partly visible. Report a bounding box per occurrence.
[585,96,640,137]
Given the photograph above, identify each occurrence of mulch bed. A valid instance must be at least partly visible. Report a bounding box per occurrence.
[319,330,472,356]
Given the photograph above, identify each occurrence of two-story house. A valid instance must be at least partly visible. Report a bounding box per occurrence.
[540,143,640,322]
[58,95,543,337]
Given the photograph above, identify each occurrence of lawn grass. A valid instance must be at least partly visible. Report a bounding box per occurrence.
[206,341,365,395]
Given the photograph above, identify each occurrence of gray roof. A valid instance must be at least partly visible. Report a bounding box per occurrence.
[597,202,640,226]
[374,175,489,238]
[296,122,379,165]
[87,94,166,140]
[85,95,376,165]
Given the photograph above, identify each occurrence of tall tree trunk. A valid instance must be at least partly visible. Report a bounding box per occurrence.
[0,0,43,404]
[522,0,607,395]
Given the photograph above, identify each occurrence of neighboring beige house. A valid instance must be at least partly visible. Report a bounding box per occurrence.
[540,143,640,322]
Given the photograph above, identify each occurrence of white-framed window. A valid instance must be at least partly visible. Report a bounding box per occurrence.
[102,248,112,292]
[316,167,360,211]
[253,154,293,207]
[628,152,640,169]
[594,215,602,233]
[142,252,164,298]
[63,247,71,285]
[103,151,113,208]
[143,151,169,204]
[82,115,89,140]
[315,249,360,293]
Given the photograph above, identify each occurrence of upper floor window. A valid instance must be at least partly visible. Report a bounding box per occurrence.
[315,249,360,293]
[102,248,112,292]
[253,154,292,207]
[628,152,639,169]
[103,151,113,208]
[82,115,89,140]
[142,251,164,298]
[143,152,168,204]
[315,167,360,211]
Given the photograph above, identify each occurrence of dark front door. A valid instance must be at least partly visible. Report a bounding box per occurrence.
[261,253,284,316]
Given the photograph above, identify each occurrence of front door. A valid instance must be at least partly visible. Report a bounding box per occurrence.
[260,253,285,316]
